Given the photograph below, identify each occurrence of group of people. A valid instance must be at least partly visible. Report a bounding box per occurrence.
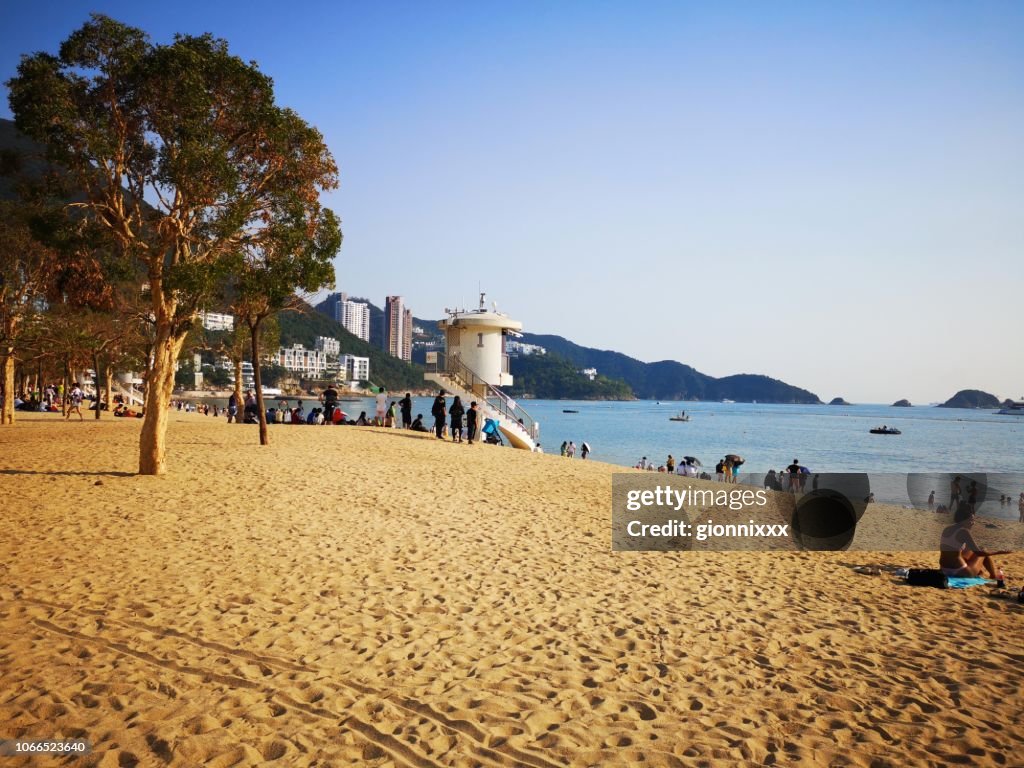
[429,391,483,444]
[8,383,85,416]
[763,460,812,492]
[221,387,493,445]
[173,400,217,417]
[560,441,591,459]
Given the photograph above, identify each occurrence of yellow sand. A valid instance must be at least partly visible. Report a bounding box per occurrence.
[1,413,1022,767]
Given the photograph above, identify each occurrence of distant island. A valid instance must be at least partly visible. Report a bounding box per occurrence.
[892,399,912,407]
[829,397,851,405]
[938,390,1001,409]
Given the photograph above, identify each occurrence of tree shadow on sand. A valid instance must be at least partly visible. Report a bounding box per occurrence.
[0,469,135,477]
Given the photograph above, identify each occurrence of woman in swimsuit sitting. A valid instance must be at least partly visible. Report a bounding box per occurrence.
[939,504,1008,578]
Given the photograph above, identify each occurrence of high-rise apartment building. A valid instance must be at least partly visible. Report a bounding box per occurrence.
[341,298,370,342]
[322,292,371,342]
[385,296,412,361]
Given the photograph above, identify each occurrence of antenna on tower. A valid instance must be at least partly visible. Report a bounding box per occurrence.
[479,290,486,312]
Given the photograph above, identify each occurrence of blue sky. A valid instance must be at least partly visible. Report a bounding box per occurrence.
[3,2,1022,403]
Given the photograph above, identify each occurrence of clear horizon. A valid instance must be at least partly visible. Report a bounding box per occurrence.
[3,2,1022,404]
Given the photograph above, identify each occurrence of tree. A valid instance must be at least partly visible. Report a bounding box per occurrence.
[0,199,57,425]
[232,206,340,445]
[8,15,340,473]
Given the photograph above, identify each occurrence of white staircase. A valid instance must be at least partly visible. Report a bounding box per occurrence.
[425,355,539,451]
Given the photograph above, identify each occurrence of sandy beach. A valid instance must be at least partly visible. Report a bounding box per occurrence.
[1,413,1022,767]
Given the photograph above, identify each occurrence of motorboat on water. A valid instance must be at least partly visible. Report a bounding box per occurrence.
[669,411,690,422]
[996,399,1024,415]
[870,426,901,435]
[563,409,579,413]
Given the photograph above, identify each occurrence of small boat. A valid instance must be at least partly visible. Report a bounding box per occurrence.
[563,409,579,413]
[669,412,690,422]
[996,399,1024,415]
[870,427,901,435]
[721,398,735,404]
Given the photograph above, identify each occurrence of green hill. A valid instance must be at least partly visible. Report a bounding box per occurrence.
[507,352,633,400]
[937,389,1000,409]
[515,332,821,403]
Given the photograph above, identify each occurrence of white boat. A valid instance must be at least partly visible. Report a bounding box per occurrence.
[721,398,735,404]
[997,399,1024,415]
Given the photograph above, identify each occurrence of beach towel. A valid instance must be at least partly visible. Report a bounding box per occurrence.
[946,577,991,589]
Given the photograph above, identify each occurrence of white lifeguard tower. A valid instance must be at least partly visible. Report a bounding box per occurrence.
[424,293,539,450]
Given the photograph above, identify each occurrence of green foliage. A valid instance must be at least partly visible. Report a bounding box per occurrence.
[201,364,231,388]
[7,13,341,335]
[258,363,289,388]
[508,352,633,400]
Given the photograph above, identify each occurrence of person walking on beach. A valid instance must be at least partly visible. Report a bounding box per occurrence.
[400,393,413,429]
[449,396,465,443]
[431,391,446,439]
[321,384,338,424]
[949,476,962,510]
[65,383,84,421]
[787,460,802,493]
[581,442,590,460]
[375,387,388,426]
[715,460,724,482]
[466,401,479,444]
[967,480,979,514]
[567,441,576,458]
[666,454,675,473]
[561,441,568,457]
[226,391,238,423]
[928,490,935,510]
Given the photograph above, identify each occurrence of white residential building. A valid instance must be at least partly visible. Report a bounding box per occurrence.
[581,367,598,381]
[338,354,370,386]
[199,311,235,332]
[315,336,341,356]
[507,340,547,356]
[278,344,328,377]
[342,299,371,342]
[322,292,371,342]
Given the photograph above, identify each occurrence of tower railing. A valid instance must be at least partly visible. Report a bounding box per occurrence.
[426,352,538,441]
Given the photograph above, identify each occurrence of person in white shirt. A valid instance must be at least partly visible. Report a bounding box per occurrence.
[65,384,84,421]
[375,387,387,426]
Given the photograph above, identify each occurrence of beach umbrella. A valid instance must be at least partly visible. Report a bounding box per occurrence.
[582,442,591,453]
[725,454,743,463]
[683,456,702,466]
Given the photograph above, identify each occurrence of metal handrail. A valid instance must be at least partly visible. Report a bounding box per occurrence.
[427,352,538,440]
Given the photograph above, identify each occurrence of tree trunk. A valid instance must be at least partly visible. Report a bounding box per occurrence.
[250,320,269,446]
[232,357,243,424]
[105,367,114,412]
[138,329,186,475]
[61,362,68,418]
[94,353,103,420]
[1,353,14,425]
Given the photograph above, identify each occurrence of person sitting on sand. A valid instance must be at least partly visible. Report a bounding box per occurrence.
[355,411,369,426]
[939,505,1009,578]
[410,414,429,432]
